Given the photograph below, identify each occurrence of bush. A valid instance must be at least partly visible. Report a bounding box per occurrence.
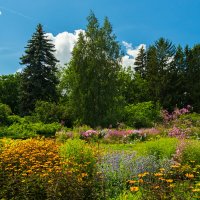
[181,140,200,164]
[143,138,178,159]
[33,101,72,126]
[0,122,62,139]
[124,101,161,128]
[179,113,200,127]
[60,139,100,176]
[0,138,85,199]
[0,103,12,125]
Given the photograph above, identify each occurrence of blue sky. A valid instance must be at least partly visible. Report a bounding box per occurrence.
[0,0,200,74]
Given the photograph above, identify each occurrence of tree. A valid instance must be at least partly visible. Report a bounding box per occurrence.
[145,38,176,106]
[134,46,147,77]
[0,73,21,114]
[19,24,58,115]
[68,12,123,127]
[186,44,200,112]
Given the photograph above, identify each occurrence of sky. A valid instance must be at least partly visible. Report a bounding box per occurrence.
[0,0,200,75]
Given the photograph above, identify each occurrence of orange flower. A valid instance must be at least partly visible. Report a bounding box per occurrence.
[185,173,194,178]
[130,187,139,192]
[154,173,163,177]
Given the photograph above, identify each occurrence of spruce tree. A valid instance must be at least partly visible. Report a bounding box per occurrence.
[134,46,146,77]
[20,24,58,115]
[186,45,200,112]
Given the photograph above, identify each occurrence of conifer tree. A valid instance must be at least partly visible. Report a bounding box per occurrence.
[20,24,58,115]
[134,46,146,77]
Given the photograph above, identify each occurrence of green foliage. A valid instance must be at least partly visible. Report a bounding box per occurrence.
[19,24,58,116]
[179,113,200,127]
[142,137,178,159]
[0,74,21,114]
[182,140,200,164]
[33,101,72,126]
[60,139,99,176]
[68,12,123,127]
[134,45,146,78]
[109,190,142,200]
[0,103,12,125]
[124,101,161,128]
[186,45,200,112]
[0,122,61,139]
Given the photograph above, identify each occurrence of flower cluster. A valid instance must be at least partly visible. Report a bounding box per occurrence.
[0,138,64,177]
[162,105,191,124]
[127,162,200,199]
[81,129,98,139]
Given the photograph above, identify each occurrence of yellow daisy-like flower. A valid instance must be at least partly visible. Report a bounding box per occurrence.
[130,187,139,192]
[81,173,88,178]
[159,168,165,171]
[166,179,173,183]
[185,173,194,178]
[128,180,137,184]
[138,179,144,183]
[154,186,160,189]
[154,173,163,177]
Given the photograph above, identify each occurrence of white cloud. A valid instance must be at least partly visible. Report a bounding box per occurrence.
[121,42,146,68]
[46,30,84,65]
[46,30,146,69]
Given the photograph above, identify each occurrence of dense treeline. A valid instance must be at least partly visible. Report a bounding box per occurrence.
[1,12,200,128]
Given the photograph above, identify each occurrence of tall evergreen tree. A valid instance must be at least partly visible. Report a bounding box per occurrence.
[186,45,200,112]
[145,38,176,105]
[134,46,146,77]
[68,13,122,127]
[20,24,58,115]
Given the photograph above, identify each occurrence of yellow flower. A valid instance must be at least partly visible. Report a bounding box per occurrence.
[154,186,160,189]
[159,168,165,171]
[138,172,149,178]
[128,180,137,184]
[169,184,175,188]
[171,164,180,168]
[22,173,27,176]
[185,173,194,178]
[154,173,163,177]
[138,179,144,183]
[166,179,173,183]
[192,189,200,192]
[130,187,139,192]
[81,173,88,178]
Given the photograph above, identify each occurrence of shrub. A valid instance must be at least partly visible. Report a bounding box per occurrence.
[179,113,200,127]
[142,138,178,159]
[0,138,86,199]
[0,122,62,139]
[181,140,200,164]
[127,163,198,200]
[33,101,72,126]
[0,103,12,125]
[60,139,100,177]
[124,101,161,128]
[55,130,74,143]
